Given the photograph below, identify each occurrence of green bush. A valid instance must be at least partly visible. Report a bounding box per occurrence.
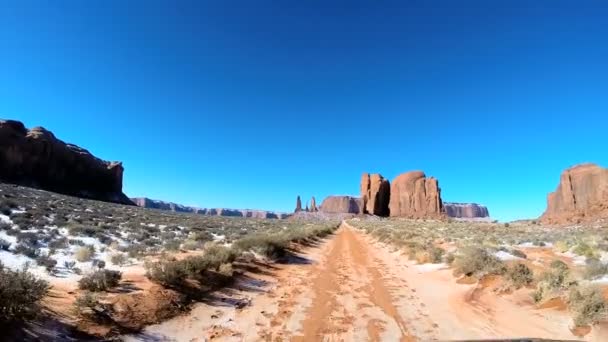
[583,257,608,280]
[452,246,506,278]
[234,234,289,259]
[78,269,122,291]
[567,285,607,326]
[0,262,49,320]
[74,246,94,262]
[532,261,575,303]
[506,263,533,289]
[144,259,187,287]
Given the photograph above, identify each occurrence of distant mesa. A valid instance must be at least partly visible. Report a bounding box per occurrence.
[443,202,489,218]
[132,197,289,219]
[541,163,608,224]
[320,195,362,214]
[389,171,443,218]
[0,119,132,205]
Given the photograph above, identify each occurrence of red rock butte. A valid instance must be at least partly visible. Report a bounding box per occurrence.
[541,163,608,224]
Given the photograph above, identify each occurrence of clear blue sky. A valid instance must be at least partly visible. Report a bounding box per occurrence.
[1,1,607,221]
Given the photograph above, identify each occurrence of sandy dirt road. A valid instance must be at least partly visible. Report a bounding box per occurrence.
[127,222,607,341]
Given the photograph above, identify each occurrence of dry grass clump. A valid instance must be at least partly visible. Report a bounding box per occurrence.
[0,262,49,320]
[75,246,94,262]
[506,263,534,289]
[452,246,506,279]
[567,284,608,327]
[532,260,576,304]
[78,269,122,292]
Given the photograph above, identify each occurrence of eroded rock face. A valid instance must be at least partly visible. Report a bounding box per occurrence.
[0,119,132,204]
[541,163,608,224]
[320,195,362,214]
[295,196,303,212]
[444,203,489,218]
[360,173,390,216]
[310,196,318,212]
[389,171,443,218]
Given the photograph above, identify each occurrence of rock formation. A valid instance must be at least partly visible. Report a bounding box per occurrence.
[320,196,362,214]
[310,196,318,212]
[389,171,443,218]
[132,197,289,219]
[360,173,390,216]
[295,196,302,212]
[0,119,132,204]
[541,163,608,224]
[444,203,489,218]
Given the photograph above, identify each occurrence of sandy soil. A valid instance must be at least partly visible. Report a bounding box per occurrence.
[125,222,608,341]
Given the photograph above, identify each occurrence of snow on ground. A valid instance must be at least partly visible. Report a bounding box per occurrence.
[0,214,12,224]
[495,250,524,261]
[591,275,608,284]
[0,230,17,245]
[414,263,448,273]
[517,242,553,248]
[211,233,226,241]
[559,251,587,266]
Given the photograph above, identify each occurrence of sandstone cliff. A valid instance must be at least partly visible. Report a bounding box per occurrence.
[0,119,132,204]
[541,163,608,224]
[320,195,362,214]
[389,171,443,218]
[132,197,289,219]
[444,202,489,218]
[360,173,390,216]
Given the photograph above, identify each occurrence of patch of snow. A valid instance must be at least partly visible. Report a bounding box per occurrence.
[0,230,17,246]
[415,263,447,273]
[211,233,226,241]
[591,275,608,284]
[559,251,587,266]
[0,214,12,224]
[495,250,524,261]
[11,209,26,214]
[517,241,553,248]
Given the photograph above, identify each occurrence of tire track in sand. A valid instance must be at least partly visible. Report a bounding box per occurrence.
[290,223,415,341]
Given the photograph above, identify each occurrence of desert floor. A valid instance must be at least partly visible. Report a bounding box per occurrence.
[123,222,608,341]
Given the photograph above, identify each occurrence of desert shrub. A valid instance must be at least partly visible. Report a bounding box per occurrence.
[234,234,289,259]
[509,249,527,259]
[73,292,102,318]
[164,239,181,251]
[68,238,86,246]
[583,257,608,280]
[145,259,187,287]
[0,222,11,231]
[78,269,122,292]
[0,238,11,251]
[36,255,58,272]
[0,262,49,320]
[110,253,127,266]
[92,259,106,269]
[64,260,76,270]
[567,285,607,326]
[201,244,238,270]
[75,246,94,262]
[573,242,597,258]
[532,261,575,303]
[506,263,534,289]
[444,252,456,265]
[123,243,146,258]
[218,263,234,277]
[14,243,40,258]
[48,237,69,249]
[181,240,200,251]
[16,232,40,246]
[452,246,506,278]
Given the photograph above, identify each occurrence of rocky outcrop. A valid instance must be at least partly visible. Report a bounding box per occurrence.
[132,197,289,219]
[0,119,132,204]
[320,196,362,214]
[541,163,608,224]
[360,173,390,216]
[444,203,489,218]
[389,171,443,218]
[295,196,303,212]
[310,196,318,212]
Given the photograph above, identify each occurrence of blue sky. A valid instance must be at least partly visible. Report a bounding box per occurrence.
[1,1,607,221]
